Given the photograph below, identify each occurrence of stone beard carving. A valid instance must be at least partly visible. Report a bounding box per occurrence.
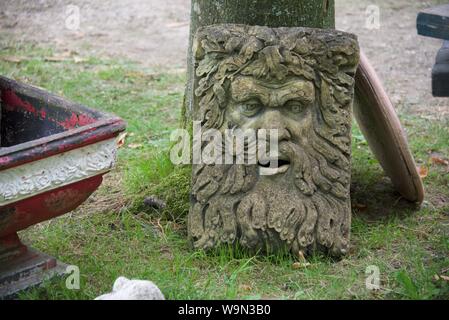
[188,25,359,256]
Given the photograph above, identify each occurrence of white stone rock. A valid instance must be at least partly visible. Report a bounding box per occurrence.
[95,276,165,300]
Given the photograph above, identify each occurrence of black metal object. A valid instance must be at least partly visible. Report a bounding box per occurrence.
[417,4,449,40]
[417,4,449,97]
[432,41,449,97]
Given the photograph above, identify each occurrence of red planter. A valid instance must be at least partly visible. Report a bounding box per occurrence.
[0,76,126,298]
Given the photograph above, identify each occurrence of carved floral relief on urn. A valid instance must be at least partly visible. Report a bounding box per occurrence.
[188,24,360,256]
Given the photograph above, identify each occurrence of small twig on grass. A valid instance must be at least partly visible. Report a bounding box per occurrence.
[152,218,167,242]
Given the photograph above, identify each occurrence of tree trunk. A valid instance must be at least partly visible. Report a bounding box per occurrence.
[182,0,335,127]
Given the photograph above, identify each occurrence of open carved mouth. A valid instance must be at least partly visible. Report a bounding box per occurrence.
[258,158,291,176]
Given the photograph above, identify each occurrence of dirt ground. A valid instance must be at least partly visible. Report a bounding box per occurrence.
[0,0,448,117]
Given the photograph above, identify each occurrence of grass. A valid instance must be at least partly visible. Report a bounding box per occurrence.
[0,40,448,300]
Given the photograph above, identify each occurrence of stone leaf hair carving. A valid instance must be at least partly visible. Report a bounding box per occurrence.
[189,24,359,256]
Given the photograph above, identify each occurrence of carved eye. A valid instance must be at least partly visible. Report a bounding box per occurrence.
[240,102,262,117]
[288,102,305,114]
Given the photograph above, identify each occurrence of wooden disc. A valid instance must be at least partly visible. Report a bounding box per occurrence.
[353,51,425,203]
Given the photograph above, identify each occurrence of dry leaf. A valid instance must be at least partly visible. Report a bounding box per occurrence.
[2,55,24,63]
[73,56,87,63]
[296,250,306,262]
[292,262,311,269]
[239,284,252,291]
[430,154,449,166]
[440,275,449,282]
[128,143,144,149]
[45,51,72,62]
[116,132,128,148]
[417,166,428,178]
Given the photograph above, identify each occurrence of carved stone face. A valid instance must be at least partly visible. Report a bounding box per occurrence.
[226,75,315,176]
[189,25,359,256]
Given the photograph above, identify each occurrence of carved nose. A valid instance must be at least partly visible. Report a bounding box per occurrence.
[258,110,291,141]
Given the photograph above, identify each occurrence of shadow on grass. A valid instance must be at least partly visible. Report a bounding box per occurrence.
[350,172,422,222]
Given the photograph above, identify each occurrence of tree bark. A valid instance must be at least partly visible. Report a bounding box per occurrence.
[182,0,335,127]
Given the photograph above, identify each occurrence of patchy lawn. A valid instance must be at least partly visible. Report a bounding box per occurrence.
[1,41,448,300]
